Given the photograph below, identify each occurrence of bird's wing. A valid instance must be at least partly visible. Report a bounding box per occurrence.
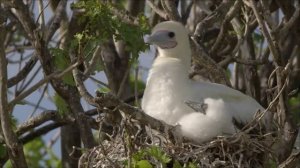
[190,81,265,123]
[190,81,255,102]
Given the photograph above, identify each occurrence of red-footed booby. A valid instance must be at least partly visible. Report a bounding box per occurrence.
[142,21,266,143]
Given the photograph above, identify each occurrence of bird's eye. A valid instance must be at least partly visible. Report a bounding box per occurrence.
[168,32,175,38]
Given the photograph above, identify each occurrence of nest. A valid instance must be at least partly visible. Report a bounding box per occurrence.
[79,112,277,168]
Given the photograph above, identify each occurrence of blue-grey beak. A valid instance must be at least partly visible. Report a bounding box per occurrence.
[145,31,172,44]
[144,31,177,49]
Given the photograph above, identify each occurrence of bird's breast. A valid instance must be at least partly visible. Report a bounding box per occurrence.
[142,64,192,125]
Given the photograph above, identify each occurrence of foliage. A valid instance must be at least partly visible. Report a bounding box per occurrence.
[124,146,171,168]
[71,0,150,60]
[129,73,146,93]
[0,144,6,160]
[50,48,75,86]
[123,146,197,168]
[53,94,69,116]
[5,138,61,168]
[289,94,300,124]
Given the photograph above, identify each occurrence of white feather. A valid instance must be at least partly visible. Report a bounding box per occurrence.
[142,21,265,143]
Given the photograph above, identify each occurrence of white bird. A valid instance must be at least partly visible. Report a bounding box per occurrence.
[142,21,266,143]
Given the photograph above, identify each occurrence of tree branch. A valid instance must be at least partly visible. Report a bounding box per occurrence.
[95,92,172,133]
[0,12,28,168]
[190,37,231,86]
[7,57,37,88]
[278,151,300,168]
[9,61,81,107]
[146,0,168,20]
[160,0,181,21]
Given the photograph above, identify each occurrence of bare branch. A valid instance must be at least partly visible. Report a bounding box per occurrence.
[95,92,171,132]
[0,11,28,168]
[161,0,181,21]
[209,0,242,54]
[249,0,282,66]
[45,0,68,43]
[190,37,231,86]
[146,0,168,20]
[9,61,81,107]
[7,57,37,88]
[16,110,71,136]
[279,151,300,168]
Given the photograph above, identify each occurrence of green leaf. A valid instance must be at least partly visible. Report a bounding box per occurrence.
[53,93,68,115]
[187,162,197,168]
[50,48,75,86]
[72,0,150,62]
[22,137,61,167]
[0,144,6,159]
[173,160,182,168]
[129,74,145,93]
[146,146,171,164]
[136,160,153,168]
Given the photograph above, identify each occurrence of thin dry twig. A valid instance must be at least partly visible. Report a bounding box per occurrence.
[146,0,168,20]
[9,61,81,106]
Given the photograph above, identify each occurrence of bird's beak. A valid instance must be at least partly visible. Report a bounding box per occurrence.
[144,31,177,49]
[144,31,170,44]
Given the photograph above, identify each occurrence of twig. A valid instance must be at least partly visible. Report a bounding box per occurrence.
[7,57,38,88]
[116,67,130,98]
[249,0,282,66]
[88,75,109,88]
[278,1,300,38]
[16,110,69,136]
[71,59,97,106]
[210,0,242,54]
[134,66,140,107]
[84,45,102,76]
[146,0,168,20]
[194,0,235,37]
[9,61,81,106]
[27,83,48,119]
[95,92,173,133]
[160,0,181,21]
[190,37,231,86]
[45,0,67,43]
[278,151,300,168]
[37,0,46,30]
[20,122,65,144]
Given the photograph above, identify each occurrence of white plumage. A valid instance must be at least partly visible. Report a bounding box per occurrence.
[142,21,265,143]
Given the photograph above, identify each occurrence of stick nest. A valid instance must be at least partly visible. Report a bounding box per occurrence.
[79,112,276,168]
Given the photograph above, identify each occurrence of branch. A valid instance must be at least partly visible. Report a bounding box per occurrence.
[190,37,231,86]
[95,92,172,133]
[7,57,38,88]
[72,64,97,106]
[20,122,65,144]
[160,0,181,21]
[109,4,140,26]
[194,0,235,38]
[249,0,282,66]
[5,0,37,41]
[209,0,242,54]
[0,12,28,168]
[16,110,72,136]
[45,0,67,43]
[278,151,300,168]
[146,0,168,20]
[9,61,81,107]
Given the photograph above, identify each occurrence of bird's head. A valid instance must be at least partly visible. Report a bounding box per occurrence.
[145,21,191,60]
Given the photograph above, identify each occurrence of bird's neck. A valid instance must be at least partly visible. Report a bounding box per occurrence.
[148,56,191,83]
[156,48,192,71]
